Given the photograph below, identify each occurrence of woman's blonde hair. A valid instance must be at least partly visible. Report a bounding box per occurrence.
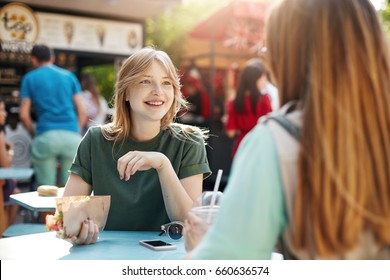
[266,0,390,256]
[102,47,206,143]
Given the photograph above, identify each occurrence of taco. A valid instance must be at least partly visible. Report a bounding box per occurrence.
[45,195,111,239]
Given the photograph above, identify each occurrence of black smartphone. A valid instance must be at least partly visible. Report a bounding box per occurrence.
[139,240,177,251]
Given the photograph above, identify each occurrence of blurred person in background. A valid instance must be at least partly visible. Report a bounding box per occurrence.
[185,0,390,259]
[80,73,110,134]
[19,44,86,187]
[224,59,272,158]
[261,69,279,111]
[180,76,210,127]
[0,98,19,236]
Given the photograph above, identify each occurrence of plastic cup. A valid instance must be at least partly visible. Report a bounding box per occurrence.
[184,191,223,252]
[190,205,220,225]
[190,191,224,225]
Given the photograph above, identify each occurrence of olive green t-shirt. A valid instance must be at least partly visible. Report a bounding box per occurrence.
[70,126,211,231]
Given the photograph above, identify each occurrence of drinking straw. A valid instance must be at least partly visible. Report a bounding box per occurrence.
[207,169,223,224]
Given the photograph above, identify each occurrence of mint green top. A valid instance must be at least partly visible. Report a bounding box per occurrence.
[70,126,211,231]
[191,124,287,259]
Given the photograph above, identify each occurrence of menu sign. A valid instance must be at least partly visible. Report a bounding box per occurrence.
[36,12,143,55]
[0,2,143,56]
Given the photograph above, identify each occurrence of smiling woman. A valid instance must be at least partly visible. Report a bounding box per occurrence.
[126,61,175,130]
[62,46,211,245]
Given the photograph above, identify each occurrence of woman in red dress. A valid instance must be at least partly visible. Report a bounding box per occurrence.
[225,59,272,158]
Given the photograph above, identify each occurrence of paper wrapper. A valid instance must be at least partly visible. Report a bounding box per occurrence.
[55,195,111,237]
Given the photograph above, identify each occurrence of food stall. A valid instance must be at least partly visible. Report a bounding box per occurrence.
[0,1,146,106]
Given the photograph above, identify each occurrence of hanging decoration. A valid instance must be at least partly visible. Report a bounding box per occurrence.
[223,18,265,54]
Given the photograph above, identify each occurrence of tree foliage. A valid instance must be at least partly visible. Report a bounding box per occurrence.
[145,0,231,66]
[82,64,116,106]
[380,1,390,36]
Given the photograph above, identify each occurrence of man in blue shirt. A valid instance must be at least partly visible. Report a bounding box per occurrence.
[19,44,86,187]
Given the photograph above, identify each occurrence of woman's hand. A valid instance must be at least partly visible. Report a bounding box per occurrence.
[117,151,169,181]
[183,211,210,252]
[69,219,99,245]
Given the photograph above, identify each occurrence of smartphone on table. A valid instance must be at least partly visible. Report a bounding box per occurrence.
[139,240,177,251]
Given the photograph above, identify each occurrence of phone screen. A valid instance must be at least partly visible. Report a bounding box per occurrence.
[139,240,176,251]
[143,240,171,247]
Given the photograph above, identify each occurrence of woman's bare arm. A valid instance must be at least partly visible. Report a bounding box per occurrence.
[63,173,92,196]
[117,151,203,222]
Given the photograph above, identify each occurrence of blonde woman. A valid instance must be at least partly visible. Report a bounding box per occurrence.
[185,0,390,259]
[64,47,211,245]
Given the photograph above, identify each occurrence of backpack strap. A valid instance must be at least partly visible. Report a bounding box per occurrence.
[266,114,300,140]
[262,111,301,259]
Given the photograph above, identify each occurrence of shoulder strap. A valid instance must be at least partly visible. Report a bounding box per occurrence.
[266,114,300,140]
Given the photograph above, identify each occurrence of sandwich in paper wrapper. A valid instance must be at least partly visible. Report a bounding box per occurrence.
[46,195,111,239]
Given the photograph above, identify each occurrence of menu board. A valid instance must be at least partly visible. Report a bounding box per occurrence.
[36,12,143,55]
[0,2,143,56]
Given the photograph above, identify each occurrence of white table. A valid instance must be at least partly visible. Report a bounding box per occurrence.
[9,187,64,212]
[0,167,34,180]
[0,230,283,260]
[0,231,186,260]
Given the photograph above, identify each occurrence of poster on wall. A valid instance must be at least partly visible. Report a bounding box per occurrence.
[0,2,143,56]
